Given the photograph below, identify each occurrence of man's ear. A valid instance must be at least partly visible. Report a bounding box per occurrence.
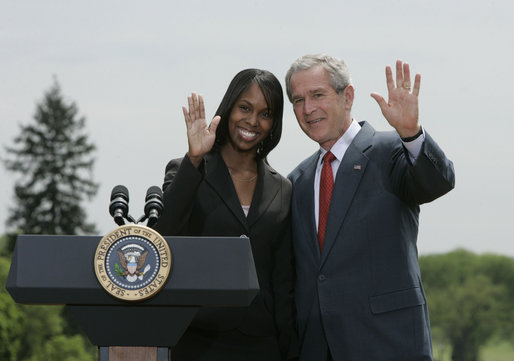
[344,85,355,110]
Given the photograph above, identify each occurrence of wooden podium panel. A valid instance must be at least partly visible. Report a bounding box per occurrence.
[99,346,169,361]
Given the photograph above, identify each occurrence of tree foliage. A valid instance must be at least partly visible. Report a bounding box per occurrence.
[1,252,95,361]
[24,335,95,361]
[1,79,99,360]
[0,257,25,361]
[420,249,514,361]
[3,79,98,236]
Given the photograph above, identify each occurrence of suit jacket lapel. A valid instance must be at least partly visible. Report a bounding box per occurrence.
[204,152,249,231]
[246,160,279,227]
[320,122,374,266]
[295,152,321,260]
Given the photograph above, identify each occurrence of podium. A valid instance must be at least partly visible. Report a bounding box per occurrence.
[6,234,259,361]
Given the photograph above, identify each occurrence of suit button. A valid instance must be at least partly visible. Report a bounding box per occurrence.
[318,274,326,281]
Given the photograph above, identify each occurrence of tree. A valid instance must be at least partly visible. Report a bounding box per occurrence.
[0,257,26,361]
[1,80,99,360]
[3,79,98,236]
[478,254,514,340]
[0,248,96,361]
[428,275,503,361]
[24,334,95,361]
[420,249,514,361]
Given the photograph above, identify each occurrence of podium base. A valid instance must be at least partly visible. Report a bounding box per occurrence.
[69,305,198,347]
[99,346,170,361]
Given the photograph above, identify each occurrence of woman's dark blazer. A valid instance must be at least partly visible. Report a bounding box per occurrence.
[153,151,296,359]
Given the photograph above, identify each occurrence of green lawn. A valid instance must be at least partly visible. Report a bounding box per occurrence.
[480,341,514,361]
[432,340,514,361]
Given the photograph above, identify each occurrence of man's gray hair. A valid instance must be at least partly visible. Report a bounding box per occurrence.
[285,54,352,102]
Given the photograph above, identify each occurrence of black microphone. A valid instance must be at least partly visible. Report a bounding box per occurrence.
[144,186,163,227]
[109,185,129,226]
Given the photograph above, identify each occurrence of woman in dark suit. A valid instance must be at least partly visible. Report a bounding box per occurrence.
[154,69,297,361]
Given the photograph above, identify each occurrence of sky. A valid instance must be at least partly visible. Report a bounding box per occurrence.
[1,0,513,256]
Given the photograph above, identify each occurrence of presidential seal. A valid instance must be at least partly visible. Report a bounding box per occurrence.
[94,224,172,301]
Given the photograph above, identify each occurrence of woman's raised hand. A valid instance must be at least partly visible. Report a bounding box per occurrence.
[182,93,220,167]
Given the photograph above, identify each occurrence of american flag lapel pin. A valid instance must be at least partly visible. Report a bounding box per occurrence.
[353,164,361,170]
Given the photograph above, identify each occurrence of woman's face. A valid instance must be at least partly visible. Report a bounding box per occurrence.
[226,82,273,154]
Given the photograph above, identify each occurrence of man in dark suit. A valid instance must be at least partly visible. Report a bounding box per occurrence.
[285,54,455,361]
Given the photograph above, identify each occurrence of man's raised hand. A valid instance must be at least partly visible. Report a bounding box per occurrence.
[370,60,421,138]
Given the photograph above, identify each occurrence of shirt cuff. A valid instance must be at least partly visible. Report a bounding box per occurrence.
[402,127,425,163]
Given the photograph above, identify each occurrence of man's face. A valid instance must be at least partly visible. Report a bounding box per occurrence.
[290,65,353,150]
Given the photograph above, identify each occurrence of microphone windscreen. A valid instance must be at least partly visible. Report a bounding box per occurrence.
[146,186,162,199]
[111,185,129,200]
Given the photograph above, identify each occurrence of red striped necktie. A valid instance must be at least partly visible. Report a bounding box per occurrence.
[318,151,336,251]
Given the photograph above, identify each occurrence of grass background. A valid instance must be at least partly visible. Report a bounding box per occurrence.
[433,340,514,361]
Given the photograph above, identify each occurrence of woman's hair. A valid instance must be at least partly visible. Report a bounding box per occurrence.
[285,54,352,102]
[212,69,283,160]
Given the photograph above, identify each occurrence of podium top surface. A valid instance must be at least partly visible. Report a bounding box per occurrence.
[7,234,259,307]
